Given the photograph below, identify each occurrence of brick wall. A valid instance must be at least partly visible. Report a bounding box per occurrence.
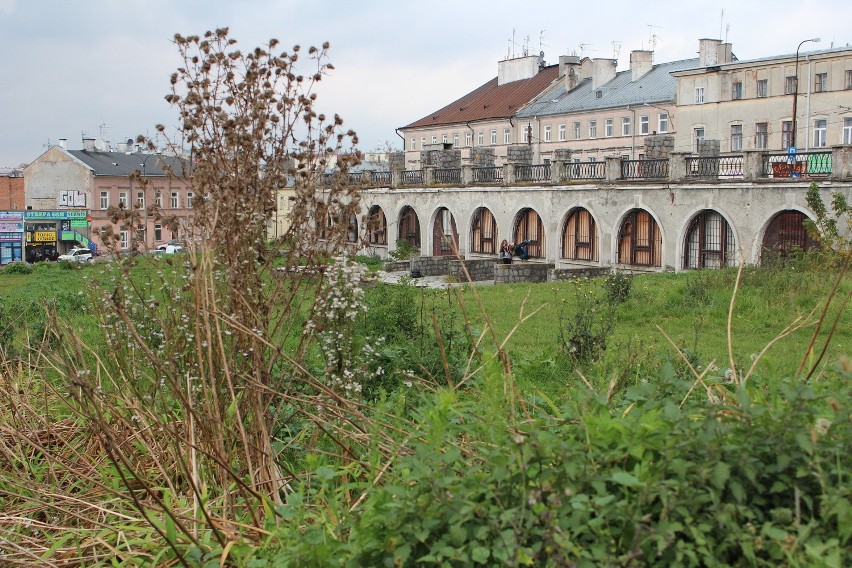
[0,175,24,210]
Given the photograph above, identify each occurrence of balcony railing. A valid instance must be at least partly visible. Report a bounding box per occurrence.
[401,170,423,185]
[686,155,744,179]
[621,158,669,179]
[563,161,606,180]
[516,164,551,182]
[432,168,462,185]
[472,166,504,184]
[762,151,832,178]
[370,171,391,185]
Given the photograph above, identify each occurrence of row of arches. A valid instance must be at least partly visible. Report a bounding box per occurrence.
[357,204,819,268]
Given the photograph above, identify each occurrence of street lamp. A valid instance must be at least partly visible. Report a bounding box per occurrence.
[791,37,820,149]
[643,103,675,133]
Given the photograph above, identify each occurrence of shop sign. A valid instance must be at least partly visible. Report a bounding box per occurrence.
[0,222,24,232]
[0,233,23,242]
[25,210,88,220]
[0,212,24,222]
[70,220,89,228]
[33,231,57,242]
[59,231,83,241]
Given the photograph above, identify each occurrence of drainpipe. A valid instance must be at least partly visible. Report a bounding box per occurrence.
[804,56,812,151]
[466,121,475,163]
[628,105,637,160]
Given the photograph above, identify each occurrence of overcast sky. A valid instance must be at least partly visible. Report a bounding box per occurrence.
[1,0,850,167]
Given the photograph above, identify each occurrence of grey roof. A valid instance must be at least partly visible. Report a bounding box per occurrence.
[516,58,698,118]
[673,45,852,74]
[68,150,190,177]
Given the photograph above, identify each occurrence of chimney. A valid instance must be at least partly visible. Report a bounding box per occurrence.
[591,58,618,90]
[630,50,653,81]
[698,38,722,67]
[719,42,734,64]
[82,137,96,152]
[559,55,581,91]
[58,138,67,149]
[497,54,541,86]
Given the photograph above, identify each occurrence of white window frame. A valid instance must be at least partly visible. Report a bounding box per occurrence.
[464,132,472,147]
[543,125,552,142]
[573,121,581,139]
[756,79,768,98]
[695,87,705,104]
[136,191,145,209]
[154,224,162,241]
[119,230,129,250]
[785,76,796,95]
[843,117,852,144]
[421,136,426,148]
[477,131,484,146]
[442,134,448,144]
[658,113,669,133]
[589,120,597,139]
[118,191,128,208]
[621,116,631,136]
[732,81,743,100]
[100,191,109,210]
[522,127,529,143]
[186,192,194,209]
[453,133,459,147]
[815,73,828,93]
[755,122,768,149]
[605,118,613,137]
[694,127,705,153]
[504,128,511,144]
[171,192,179,209]
[730,124,743,152]
[155,190,163,208]
[558,123,566,141]
[813,119,827,147]
[490,129,497,145]
[410,138,416,150]
[431,135,437,144]
[639,115,649,135]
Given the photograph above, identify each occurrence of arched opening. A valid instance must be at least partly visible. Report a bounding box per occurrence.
[761,210,820,263]
[683,210,736,269]
[617,209,662,267]
[398,206,421,248]
[562,207,598,261]
[366,206,387,245]
[513,208,545,259]
[347,213,358,243]
[470,207,498,254]
[432,207,459,256]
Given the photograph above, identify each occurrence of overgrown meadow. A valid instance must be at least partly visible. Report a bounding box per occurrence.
[0,28,850,567]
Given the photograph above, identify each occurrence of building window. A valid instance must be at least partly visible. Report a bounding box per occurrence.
[558,123,566,141]
[136,191,145,209]
[171,192,179,209]
[622,116,631,136]
[846,70,852,89]
[186,192,194,208]
[844,118,852,144]
[118,191,128,208]
[442,134,448,144]
[522,127,529,143]
[464,132,471,147]
[589,120,597,138]
[543,125,552,142]
[573,121,581,139]
[813,119,827,147]
[815,73,828,93]
[421,136,426,148]
[119,230,129,250]
[732,81,743,99]
[756,79,768,98]
[490,129,497,145]
[154,224,162,241]
[504,129,511,144]
[781,121,793,149]
[431,135,437,144]
[658,113,669,133]
[639,115,649,135]
[695,87,705,104]
[605,118,613,137]
[694,127,705,153]
[100,191,109,210]
[588,156,597,162]
[155,191,163,208]
[410,138,416,150]
[730,124,743,152]
[453,133,459,147]
[785,76,796,95]
[755,122,768,149]
[477,131,484,146]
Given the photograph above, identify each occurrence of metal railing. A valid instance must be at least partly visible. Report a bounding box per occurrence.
[762,151,832,178]
[516,164,551,182]
[370,171,391,185]
[686,155,744,179]
[621,158,669,179]
[432,168,462,185]
[401,170,423,185]
[563,161,606,180]
[472,166,504,184]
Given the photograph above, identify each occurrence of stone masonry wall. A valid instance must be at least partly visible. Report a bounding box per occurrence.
[494,262,552,284]
[506,145,533,164]
[697,139,720,157]
[469,147,496,167]
[421,149,462,168]
[383,260,410,272]
[411,256,450,277]
[643,135,675,159]
[549,266,611,281]
[448,258,495,282]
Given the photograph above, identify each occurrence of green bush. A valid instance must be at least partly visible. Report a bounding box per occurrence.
[389,239,420,261]
[2,262,32,275]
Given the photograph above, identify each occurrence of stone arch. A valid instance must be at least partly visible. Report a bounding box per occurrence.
[561,206,598,262]
[616,208,662,267]
[682,209,737,269]
[760,209,820,263]
[469,206,498,255]
[366,205,387,245]
[398,205,421,248]
[512,207,545,259]
[431,206,459,256]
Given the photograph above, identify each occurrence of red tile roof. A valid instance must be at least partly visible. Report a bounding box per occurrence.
[401,64,560,129]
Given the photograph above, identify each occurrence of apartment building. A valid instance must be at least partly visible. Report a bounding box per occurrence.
[399,54,560,168]
[516,51,694,163]
[672,39,852,154]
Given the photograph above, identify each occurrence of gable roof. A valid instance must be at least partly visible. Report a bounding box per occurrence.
[68,150,190,177]
[401,64,561,130]
[516,58,698,118]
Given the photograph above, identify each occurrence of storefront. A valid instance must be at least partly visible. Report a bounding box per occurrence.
[0,212,24,265]
[24,210,92,262]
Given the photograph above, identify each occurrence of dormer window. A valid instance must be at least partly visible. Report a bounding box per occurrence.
[595,90,603,99]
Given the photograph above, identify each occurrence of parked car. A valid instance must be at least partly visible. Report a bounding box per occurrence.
[151,244,184,255]
[57,248,93,262]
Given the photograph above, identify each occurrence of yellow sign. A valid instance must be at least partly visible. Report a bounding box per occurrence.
[33,231,57,242]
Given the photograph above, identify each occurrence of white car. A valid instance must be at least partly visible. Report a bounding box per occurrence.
[58,248,93,262]
[151,244,184,255]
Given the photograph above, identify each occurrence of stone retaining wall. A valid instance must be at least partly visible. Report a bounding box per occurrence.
[411,256,450,276]
[383,260,410,272]
[469,148,496,167]
[644,135,675,159]
[549,266,611,281]
[448,258,496,282]
[494,262,552,284]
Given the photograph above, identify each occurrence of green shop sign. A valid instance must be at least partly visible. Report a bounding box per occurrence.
[25,210,88,220]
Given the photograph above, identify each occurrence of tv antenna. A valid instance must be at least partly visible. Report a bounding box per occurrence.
[611,41,622,60]
[646,24,662,50]
[539,30,549,53]
[578,43,595,57]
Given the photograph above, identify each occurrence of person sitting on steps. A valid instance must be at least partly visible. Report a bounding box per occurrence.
[513,240,530,260]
